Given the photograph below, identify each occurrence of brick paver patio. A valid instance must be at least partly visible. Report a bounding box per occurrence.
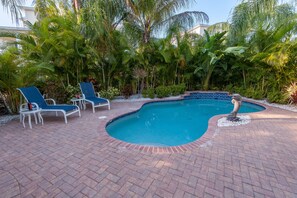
[0,99,297,198]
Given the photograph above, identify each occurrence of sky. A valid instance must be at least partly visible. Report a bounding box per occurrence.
[187,0,239,24]
[0,0,239,27]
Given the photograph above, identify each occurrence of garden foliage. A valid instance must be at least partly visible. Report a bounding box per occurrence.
[0,0,297,113]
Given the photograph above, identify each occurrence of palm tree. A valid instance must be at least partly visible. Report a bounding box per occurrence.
[80,0,129,89]
[193,30,227,90]
[225,0,297,99]
[123,0,209,45]
[228,0,279,45]
[0,48,23,113]
[1,0,25,23]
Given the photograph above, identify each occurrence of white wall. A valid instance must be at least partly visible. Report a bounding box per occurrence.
[187,25,209,36]
[0,0,34,27]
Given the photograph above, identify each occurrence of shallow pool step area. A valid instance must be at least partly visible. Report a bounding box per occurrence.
[184,92,232,100]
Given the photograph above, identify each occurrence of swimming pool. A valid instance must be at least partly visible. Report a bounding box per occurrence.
[106,99,264,147]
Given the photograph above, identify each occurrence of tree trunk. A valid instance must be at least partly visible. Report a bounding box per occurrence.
[143,24,150,44]
[203,73,211,90]
[101,65,106,89]
[0,92,12,114]
[203,65,215,90]
[66,73,70,87]
[73,0,81,12]
[141,78,144,93]
[242,69,246,89]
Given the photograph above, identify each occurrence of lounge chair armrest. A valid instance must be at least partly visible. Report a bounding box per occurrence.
[31,102,40,110]
[20,103,28,111]
[96,92,100,97]
[45,98,56,105]
[19,102,40,111]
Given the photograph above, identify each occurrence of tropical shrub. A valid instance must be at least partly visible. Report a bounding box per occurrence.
[251,90,265,100]
[42,80,69,103]
[0,49,22,114]
[0,4,93,88]
[267,91,286,104]
[2,0,297,107]
[65,85,81,100]
[99,87,120,100]
[285,82,297,104]
[122,84,133,99]
[232,86,245,96]
[169,84,186,96]
[142,88,155,98]
[156,86,171,98]
[224,84,234,93]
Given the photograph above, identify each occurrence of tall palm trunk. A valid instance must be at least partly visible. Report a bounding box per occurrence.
[203,64,215,90]
[72,0,81,12]
[143,27,150,44]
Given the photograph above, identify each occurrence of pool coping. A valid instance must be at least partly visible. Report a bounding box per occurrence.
[101,94,270,154]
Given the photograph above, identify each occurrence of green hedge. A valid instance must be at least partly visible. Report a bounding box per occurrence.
[156,86,171,98]
[99,87,120,100]
[155,84,186,98]
[142,88,155,98]
[170,84,186,96]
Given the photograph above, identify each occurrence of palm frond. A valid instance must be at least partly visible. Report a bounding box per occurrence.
[156,11,208,36]
[1,0,24,23]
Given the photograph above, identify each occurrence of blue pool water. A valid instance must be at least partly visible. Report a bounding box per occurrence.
[106,99,264,147]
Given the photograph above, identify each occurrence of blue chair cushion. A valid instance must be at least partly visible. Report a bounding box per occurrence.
[80,82,96,98]
[43,105,78,112]
[18,86,48,108]
[86,97,108,105]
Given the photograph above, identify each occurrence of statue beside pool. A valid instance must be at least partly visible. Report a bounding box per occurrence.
[227,94,242,121]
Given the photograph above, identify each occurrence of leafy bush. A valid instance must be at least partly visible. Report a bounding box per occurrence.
[211,86,220,91]
[291,92,297,104]
[99,87,120,100]
[267,91,286,104]
[251,90,265,100]
[285,82,297,104]
[242,87,254,98]
[66,85,81,99]
[232,86,265,100]
[233,86,245,96]
[169,84,186,96]
[225,84,233,92]
[234,86,264,99]
[142,88,155,98]
[122,84,133,99]
[156,86,171,98]
[0,49,22,114]
[42,80,69,103]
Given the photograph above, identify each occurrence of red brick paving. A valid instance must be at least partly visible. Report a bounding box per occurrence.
[0,100,297,197]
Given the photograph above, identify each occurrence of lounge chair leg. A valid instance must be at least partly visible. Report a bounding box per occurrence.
[64,114,67,124]
[38,112,43,125]
[34,113,38,124]
[22,114,26,128]
[28,114,32,129]
[19,114,21,123]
